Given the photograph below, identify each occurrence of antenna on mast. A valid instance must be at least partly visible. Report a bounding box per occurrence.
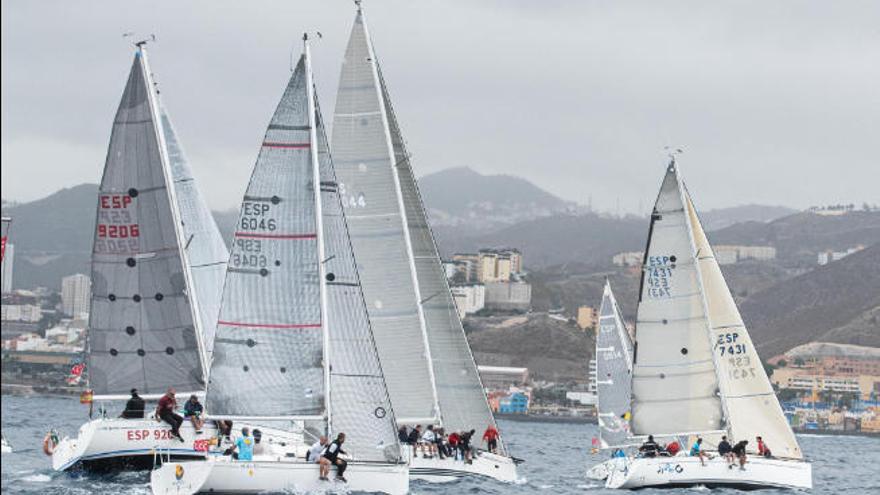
[664,146,684,167]
[123,32,157,48]
[293,31,322,72]
[354,0,363,12]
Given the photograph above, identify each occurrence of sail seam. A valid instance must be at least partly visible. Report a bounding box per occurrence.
[217,321,321,329]
[233,232,317,240]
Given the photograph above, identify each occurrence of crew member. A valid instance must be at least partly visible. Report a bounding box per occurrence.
[320,433,348,482]
[155,387,184,442]
[120,388,145,419]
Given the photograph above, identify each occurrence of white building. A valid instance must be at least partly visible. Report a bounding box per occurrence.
[1,243,13,293]
[450,284,486,319]
[62,273,91,317]
[817,245,864,266]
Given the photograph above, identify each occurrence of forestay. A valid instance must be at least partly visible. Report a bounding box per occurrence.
[207,57,323,419]
[596,280,634,448]
[331,9,437,423]
[686,194,802,459]
[160,107,229,365]
[631,160,724,436]
[87,49,205,396]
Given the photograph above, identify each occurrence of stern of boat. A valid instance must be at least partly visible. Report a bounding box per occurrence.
[51,421,95,471]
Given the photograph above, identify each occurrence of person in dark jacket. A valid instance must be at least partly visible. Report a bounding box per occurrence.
[397,426,409,444]
[718,435,735,467]
[319,433,348,482]
[120,389,145,419]
[732,440,749,470]
[639,435,660,458]
[183,395,204,433]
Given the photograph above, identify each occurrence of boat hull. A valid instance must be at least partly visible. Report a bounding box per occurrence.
[605,455,812,490]
[52,418,303,472]
[586,458,625,481]
[150,457,409,495]
[407,447,519,483]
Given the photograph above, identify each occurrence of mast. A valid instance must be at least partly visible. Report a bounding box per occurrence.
[303,33,332,435]
[358,4,442,424]
[138,43,210,384]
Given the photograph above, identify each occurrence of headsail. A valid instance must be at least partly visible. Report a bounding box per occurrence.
[685,192,802,459]
[331,7,438,424]
[160,106,229,365]
[630,159,724,436]
[87,47,206,397]
[207,55,323,420]
[596,280,634,448]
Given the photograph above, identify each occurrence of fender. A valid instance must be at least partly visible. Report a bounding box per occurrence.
[43,432,58,456]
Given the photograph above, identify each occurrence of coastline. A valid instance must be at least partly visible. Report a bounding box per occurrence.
[495,412,597,425]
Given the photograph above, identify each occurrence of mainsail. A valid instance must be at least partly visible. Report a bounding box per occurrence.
[87,47,206,397]
[685,193,803,459]
[333,5,501,444]
[331,7,438,424]
[630,159,724,436]
[596,280,634,448]
[207,39,401,462]
[160,106,229,365]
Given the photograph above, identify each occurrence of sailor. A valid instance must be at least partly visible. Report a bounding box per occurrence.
[435,427,448,459]
[447,431,461,460]
[460,429,476,464]
[155,387,184,442]
[718,435,735,467]
[639,435,660,458]
[732,440,749,470]
[306,435,328,463]
[397,425,409,444]
[252,429,265,456]
[421,425,436,458]
[407,425,422,455]
[482,424,499,454]
[183,395,204,434]
[229,427,254,461]
[690,437,706,466]
[756,436,772,458]
[120,388,145,419]
[320,433,348,482]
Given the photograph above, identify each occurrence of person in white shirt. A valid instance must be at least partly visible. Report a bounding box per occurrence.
[421,425,437,458]
[306,436,327,463]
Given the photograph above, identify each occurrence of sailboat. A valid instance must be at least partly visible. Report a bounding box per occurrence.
[585,280,634,481]
[149,35,408,495]
[331,3,519,483]
[604,157,811,489]
[50,42,297,472]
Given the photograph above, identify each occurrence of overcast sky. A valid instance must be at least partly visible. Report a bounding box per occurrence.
[2,1,878,214]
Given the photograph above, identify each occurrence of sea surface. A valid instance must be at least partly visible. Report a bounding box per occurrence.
[2,394,878,494]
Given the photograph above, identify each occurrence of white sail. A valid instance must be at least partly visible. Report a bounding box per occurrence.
[685,193,802,459]
[87,47,207,397]
[331,7,438,424]
[596,280,634,448]
[630,159,723,436]
[160,106,229,366]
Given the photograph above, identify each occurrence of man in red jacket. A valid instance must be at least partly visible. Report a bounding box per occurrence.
[156,387,184,442]
[482,425,499,453]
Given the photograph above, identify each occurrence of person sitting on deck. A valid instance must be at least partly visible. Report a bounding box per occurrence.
[407,425,422,447]
[639,435,660,458]
[434,427,447,459]
[397,426,409,445]
[460,430,476,464]
[252,429,265,456]
[155,387,184,442]
[183,395,204,434]
[306,436,328,463]
[447,431,461,460]
[756,436,772,458]
[483,425,500,454]
[690,437,707,466]
[718,435,735,467]
[228,427,254,461]
[665,440,681,456]
[320,433,348,482]
[732,440,749,470]
[421,425,437,458]
[120,388,145,419]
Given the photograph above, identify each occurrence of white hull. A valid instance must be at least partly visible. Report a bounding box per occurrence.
[52,418,303,472]
[406,446,519,483]
[151,456,409,495]
[1,439,11,454]
[586,458,624,481]
[605,455,812,490]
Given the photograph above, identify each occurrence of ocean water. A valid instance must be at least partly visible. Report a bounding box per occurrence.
[2,394,878,494]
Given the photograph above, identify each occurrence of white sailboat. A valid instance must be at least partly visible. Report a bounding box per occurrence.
[149,36,408,495]
[331,3,519,483]
[585,280,634,481]
[48,42,299,472]
[604,157,811,489]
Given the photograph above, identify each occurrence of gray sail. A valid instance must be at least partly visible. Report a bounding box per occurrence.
[160,107,229,365]
[315,93,401,462]
[596,280,634,448]
[331,8,437,423]
[378,65,502,448]
[87,48,204,397]
[630,159,724,435]
[206,57,323,419]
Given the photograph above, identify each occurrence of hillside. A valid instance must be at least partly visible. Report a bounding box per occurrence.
[742,243,880,357]
[419,167,575,229]
[699,204,796,231]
